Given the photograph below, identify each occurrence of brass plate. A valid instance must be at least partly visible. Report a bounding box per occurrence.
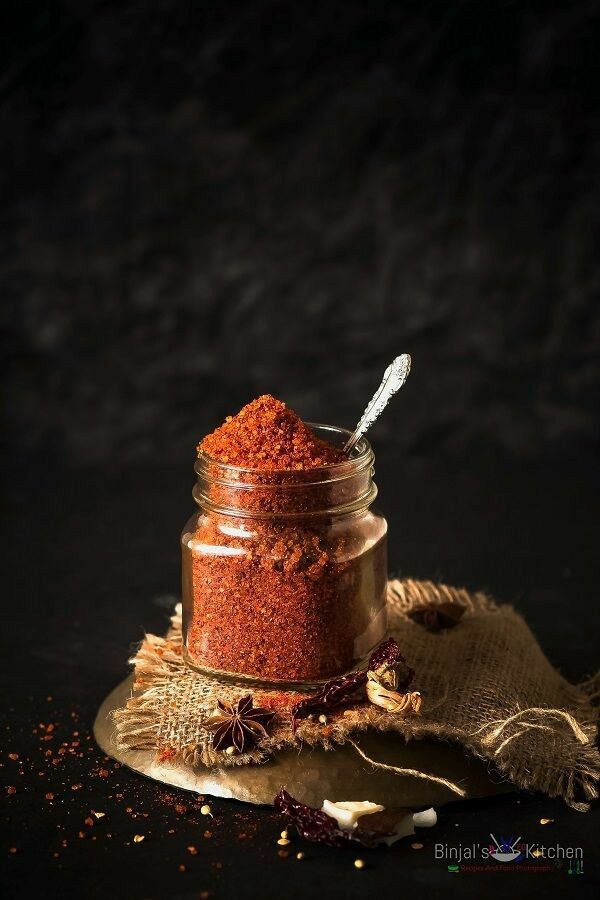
[94,675,511,808]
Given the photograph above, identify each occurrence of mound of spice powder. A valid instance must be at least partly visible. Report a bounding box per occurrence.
[197,394,345,469]
[183,396,387,683]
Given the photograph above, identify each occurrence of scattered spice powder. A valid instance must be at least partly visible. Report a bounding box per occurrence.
[158,747,177,762]
[184,395,387,682]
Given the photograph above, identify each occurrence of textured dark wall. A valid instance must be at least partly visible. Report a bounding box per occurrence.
[2,0,599,467]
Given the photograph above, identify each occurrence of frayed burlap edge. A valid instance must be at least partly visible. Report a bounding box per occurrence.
[113,578,599,811]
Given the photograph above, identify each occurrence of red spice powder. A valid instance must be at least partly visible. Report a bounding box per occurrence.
[184,395,387,682]
[197,395,345,470]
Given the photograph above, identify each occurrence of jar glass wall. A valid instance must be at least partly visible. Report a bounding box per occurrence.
[181,425,387,687]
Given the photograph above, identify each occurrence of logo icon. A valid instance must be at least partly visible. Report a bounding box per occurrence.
[488,834,523,863]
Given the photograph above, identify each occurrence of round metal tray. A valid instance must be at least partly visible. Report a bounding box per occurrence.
[94,675,511,807]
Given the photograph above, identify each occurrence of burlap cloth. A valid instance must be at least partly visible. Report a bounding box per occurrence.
[114,579,599,810]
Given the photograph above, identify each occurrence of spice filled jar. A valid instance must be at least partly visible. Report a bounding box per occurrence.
[181,423,388,687]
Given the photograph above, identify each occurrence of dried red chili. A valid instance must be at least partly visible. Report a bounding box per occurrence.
[290,672,366,733]
[274,790,409,848]
[274,789,352,847]
[290,637,413,730]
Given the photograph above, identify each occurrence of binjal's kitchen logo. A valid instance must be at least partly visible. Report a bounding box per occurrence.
[436,833,584,873]
[436,834,526,865]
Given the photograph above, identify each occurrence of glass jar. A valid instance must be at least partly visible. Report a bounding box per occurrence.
[181,425,387,687]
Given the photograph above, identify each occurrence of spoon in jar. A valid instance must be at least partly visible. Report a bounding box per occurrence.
[343,354,412,455]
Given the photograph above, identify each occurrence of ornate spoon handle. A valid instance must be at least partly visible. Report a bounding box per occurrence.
[343,354,411,455]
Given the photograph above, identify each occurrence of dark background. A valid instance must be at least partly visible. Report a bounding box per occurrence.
[1,1,599,898]
[2,0,599,466]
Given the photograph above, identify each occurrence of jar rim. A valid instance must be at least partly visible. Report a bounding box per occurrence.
[194,422,374,483]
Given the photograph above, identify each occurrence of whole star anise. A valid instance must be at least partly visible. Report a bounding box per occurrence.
[204,695,275,753]
[408,601,466,632]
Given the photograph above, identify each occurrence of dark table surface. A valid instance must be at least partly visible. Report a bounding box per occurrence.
[1,450,598,899]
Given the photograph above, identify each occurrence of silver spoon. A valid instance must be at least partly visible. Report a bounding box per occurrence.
[343,354,412,455]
